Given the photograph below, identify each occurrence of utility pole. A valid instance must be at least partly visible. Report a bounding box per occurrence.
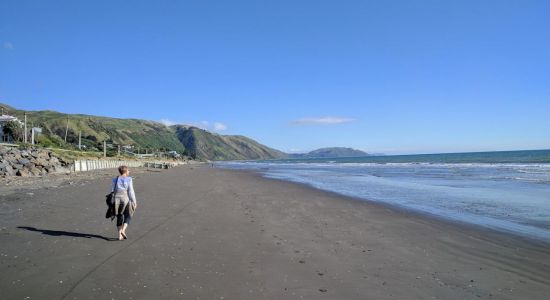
[103,141,107,157]
[78,131,82,150]
[24,112,27,144]
[118,144,121,157]
[64,116,69,143]
[31,128,34,145]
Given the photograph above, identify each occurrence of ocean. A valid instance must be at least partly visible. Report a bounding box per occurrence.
[218,150,550,242]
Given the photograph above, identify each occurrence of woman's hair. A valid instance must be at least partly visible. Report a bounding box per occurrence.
[118,165,129,175]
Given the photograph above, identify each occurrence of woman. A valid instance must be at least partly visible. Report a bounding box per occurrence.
[111,165,137,240]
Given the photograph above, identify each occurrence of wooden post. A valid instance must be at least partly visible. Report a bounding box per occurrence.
[24,112,27,144]
[103,141,107,157]
[78,131,82,150]
[64,116,69,143]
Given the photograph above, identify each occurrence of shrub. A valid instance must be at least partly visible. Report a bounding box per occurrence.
[3,121,24,142]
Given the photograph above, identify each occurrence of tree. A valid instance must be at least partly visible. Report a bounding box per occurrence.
[3,121,24,142]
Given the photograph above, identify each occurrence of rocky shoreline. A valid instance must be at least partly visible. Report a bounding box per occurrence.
[0,146,72,177]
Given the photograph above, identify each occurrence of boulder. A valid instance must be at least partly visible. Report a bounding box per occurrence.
[23,162,36,169]
[16,169,30,177]
[34,158,49,167]
[18,158,31,165]
[6,166,15,176]
[29,167,42,176]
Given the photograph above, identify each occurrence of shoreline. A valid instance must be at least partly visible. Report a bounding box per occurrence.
[1,165,549,299]
[269,172,550,247]
[238,168,550,247]
[220,165,550,245]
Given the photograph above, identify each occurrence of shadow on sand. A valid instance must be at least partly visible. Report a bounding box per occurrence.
[17,226,117,241]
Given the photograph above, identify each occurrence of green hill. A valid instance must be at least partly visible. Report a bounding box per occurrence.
[1,103,286,161]
[174,126,287,160]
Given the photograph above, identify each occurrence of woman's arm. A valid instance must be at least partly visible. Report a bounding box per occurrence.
[128,178,137,204]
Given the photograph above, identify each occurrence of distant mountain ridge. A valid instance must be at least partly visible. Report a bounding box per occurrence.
[0,103,286,161]
[290,147,370,158]
[174,125,286,161]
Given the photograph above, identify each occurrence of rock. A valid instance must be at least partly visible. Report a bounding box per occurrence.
[23,162,36,169]
[18,158,31,165]
[6,158,18,165]
[34,158,49,167]
[29,167,42,176]
[13,164,23,170]
[5,165,15,176]
[16,169,30,177]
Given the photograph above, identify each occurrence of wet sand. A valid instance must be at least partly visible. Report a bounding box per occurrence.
[1,165,549,299]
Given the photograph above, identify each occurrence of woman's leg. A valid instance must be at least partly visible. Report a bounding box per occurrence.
[116,201,127,240]
[121,205,131,237]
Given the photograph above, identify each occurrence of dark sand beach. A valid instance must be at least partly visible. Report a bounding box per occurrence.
[1,165,549,299]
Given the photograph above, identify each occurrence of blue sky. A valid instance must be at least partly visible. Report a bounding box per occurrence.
[1,0,549,154]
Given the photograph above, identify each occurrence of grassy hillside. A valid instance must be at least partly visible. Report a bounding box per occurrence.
[174,126,287,160]
[1,103,286,161]
[3,105,185,153]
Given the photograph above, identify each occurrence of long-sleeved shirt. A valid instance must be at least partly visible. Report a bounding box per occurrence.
[111,176,137,204]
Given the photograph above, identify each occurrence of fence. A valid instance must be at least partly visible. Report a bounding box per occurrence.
[72,159,180,172]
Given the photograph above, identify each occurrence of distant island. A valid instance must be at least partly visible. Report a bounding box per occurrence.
[290,147,370,158]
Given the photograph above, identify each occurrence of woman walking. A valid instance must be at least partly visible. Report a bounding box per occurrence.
[112,165,137,240]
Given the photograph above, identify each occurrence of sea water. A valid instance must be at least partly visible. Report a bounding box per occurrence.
[218,150,550,241]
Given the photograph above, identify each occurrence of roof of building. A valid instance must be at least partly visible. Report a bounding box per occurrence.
[0,114,20,122]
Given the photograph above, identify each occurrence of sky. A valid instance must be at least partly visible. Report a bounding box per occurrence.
[1,0,549,154]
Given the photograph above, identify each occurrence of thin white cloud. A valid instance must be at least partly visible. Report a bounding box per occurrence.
[291,116,356,125]
[159,119,177,126]
[159,118,228,131]
[3,42,13,50]
[213,122,227,131]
